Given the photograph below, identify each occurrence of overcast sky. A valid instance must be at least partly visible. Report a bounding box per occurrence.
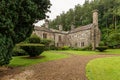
[34,0,85,26]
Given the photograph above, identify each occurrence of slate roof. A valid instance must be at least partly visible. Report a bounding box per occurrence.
[69,24,93,33]
[34,26,68,34]
[34,23,94,34]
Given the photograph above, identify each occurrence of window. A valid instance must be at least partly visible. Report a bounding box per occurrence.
[59,35,61,42]
[81,42,84,47]
[43,33,47,38]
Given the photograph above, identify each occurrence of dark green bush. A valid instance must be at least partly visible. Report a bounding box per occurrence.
[40,39,52,50]
[12,46,27,56]
[49,45,58,50]
[41,39,52,45]
[0,34,13,66]
[20,44,45,57]
[29,34,41,43]
[96,46,108,52]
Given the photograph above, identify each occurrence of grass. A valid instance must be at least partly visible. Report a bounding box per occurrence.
[9,49,120,67]
[9,51,69,67]
[86,57,120,80]
[58,49,120,55]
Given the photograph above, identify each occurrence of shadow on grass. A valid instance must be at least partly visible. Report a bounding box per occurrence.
[21,56,46,59]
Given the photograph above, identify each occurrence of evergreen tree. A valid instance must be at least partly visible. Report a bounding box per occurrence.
[0,0,51,65]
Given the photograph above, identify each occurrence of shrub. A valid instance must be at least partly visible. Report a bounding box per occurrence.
[61,46,70,50]
[99,41,105,46]
[29,34,41,43]
[72,47,82,51]
[81,45,92,51]
[20,44,45,57]
[40,39,52,50]
[41,39,52,45]
[49,45,58,50]
[96,46,108,52]
[12,45,27,56]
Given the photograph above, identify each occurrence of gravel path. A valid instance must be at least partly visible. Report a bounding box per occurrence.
[1,53,120,80]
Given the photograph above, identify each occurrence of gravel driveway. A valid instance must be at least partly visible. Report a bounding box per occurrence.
[1,53,120,80]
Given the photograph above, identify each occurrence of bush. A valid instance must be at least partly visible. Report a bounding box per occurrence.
[49,45,58,50]
[61,46,70,50]
[29,34,41,43]
[81,45,92,51]
[99,41,105,46]
[72,47,83,51]
[12,45,27,56]
[96,46,108,52]
[41,39,52,45]
[20,44,45,57]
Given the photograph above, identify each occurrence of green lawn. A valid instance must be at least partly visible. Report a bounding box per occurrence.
[58,49,120,55]
[9,51,69,67]
[86,57,120,80]
[9,49,120,67]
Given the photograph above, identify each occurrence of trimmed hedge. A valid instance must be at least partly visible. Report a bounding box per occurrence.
[12,46,27,56]
[96,46,108,52]
[20,44,45,57]
[29,34,41,43]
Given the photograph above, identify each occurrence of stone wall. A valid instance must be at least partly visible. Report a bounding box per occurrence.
[34,9,101,50]
[66,29,91,48]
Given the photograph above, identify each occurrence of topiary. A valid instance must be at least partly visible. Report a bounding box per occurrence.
[40,39,52,45]
[29,33,41,43]
[12,45,27,56]
[96,41,107,52]
[20,44,45,57]
[96,46,108,52]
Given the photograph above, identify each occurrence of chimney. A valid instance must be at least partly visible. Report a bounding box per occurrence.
[59,24,63,31]
[93,9,98,26]
[45,19,49,28]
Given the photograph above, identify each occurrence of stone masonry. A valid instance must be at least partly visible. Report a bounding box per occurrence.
[34,10,101,50]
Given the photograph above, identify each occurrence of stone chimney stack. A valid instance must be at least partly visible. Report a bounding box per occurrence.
[45,19,49,28]
[59,24,63,31]
[93,9,98,26]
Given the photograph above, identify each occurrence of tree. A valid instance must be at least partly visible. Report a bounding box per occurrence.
[0,0,51,65]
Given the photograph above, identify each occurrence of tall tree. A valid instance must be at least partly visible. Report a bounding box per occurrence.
[0,0,51,65]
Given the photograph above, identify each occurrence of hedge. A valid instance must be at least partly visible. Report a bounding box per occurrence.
[20,44,45,57]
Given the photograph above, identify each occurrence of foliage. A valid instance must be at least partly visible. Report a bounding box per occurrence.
[99,41,105,46]
[20,44,45,57]
[81,45,92,51]
[48,0,120,47]
[61,46,70,50]
[0,34,13,66]
[40,39,52,50]
[96,46,108,52]
[12,45,27,56]
[40,39,52,45]
[0,0,51,65]
[106,31,120,48]
[29,33,41,43]
[48,45,58,50]
[9,51,69,67]
[86,57,120,80]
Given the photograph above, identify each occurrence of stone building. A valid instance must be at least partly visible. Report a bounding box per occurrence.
[34,10,101,50]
